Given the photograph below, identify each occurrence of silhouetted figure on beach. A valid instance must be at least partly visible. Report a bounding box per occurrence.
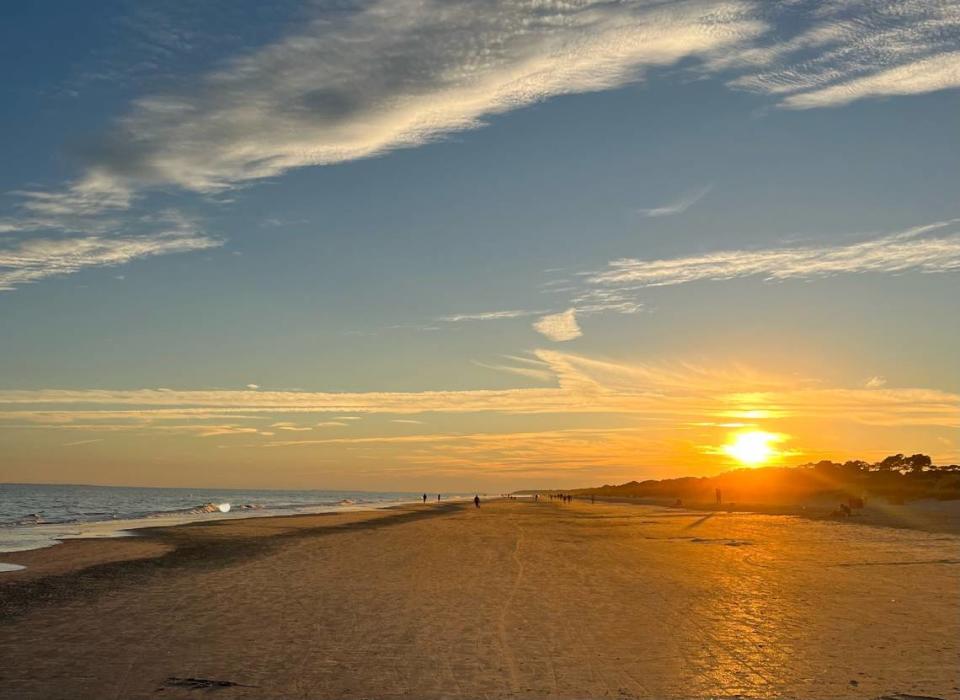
[474,495,480,508]
[423,493,427,504]
[437,494,441,502]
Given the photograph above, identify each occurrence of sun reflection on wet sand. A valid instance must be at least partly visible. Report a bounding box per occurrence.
[673,512,959,697]
[684,529,797,696]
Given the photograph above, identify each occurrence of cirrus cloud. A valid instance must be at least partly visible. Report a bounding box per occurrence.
[588,220,960,289]
[3,0,960,295]
[0,223,220,291]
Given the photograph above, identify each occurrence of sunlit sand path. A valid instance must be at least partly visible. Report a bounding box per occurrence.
[1,500,957,699]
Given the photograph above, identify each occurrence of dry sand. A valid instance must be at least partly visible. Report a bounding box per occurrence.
[0,499,958,700]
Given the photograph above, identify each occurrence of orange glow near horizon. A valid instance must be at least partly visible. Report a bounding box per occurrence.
[0,348,956,489]
[722,430,786,467]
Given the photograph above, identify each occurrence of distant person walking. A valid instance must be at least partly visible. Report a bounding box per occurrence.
[423,493,427,503]
[474,495,480,508]
[437,494,441,502]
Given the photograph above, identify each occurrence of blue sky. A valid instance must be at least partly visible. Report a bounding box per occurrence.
[0,1,958,489]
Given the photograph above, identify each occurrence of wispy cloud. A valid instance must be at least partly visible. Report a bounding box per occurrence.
[50,1,759,197]
[379,308,549,335]
[270,422,313,432]
[533,309,582,342]
[780,51,960,110]
[0,224,221,291]
[10,0,960,207]
[196,425,265,438]
[637,185,713,218]
[728,1,960,109]
[438,309,544,323]
[34,0,956,209]
[260,216,309,228]
[589,220,960,289]
[4,170,133,233]
[473,358,555,383]
[514,219,960,342]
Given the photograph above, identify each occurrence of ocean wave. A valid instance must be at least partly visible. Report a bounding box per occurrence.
[15,513,46,526]
[185,502,232,515]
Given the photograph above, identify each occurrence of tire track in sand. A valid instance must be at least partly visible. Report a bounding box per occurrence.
[495,518,526,694]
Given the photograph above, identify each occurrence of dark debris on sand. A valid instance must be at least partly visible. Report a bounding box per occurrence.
[157,676,256,691]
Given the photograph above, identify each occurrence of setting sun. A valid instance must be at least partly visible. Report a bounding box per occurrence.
[723,431,784,466]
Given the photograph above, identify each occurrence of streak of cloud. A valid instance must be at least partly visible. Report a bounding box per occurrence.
[589,220,960,289]
[438,310,545,323]
[472,360,555,383]
[637,185,713,218]
[0,226,221,291]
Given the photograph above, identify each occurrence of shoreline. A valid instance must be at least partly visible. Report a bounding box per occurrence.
[0,492,463,559]
[0,501,458,597]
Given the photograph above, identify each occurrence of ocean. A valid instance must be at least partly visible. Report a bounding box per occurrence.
[0,482,445,556]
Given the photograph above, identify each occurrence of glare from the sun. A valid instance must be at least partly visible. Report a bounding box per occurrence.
[723,430,782,466]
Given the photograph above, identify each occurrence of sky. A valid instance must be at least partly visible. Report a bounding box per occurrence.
[0,0,958,491]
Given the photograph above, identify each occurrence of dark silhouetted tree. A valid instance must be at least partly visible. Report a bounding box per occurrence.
[841,460,869,477]
[905,454,932,473]
[876,454,906,471]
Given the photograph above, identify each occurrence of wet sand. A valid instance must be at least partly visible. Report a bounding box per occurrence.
[1,499,958,699]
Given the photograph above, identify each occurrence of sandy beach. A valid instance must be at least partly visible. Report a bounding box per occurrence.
[1,499,958,700]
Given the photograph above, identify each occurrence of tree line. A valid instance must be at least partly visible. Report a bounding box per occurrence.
[573,454,960,506]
